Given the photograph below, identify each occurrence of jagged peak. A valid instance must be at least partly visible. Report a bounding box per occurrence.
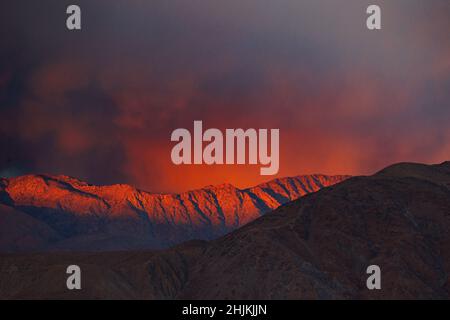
[247,173,350,190]
[6,171,343,202]
[6,173,87,186]
[207,183,238,191]
[0,170,350,252]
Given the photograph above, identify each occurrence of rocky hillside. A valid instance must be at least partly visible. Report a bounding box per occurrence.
[0,173,348,252]
[0,161,449,299]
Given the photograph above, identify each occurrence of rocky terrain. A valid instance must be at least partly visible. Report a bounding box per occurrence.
[0,173,347,252]
[0,161,449,299]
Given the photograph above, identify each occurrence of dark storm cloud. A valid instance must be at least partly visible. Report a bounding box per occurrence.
[0,0,449,191]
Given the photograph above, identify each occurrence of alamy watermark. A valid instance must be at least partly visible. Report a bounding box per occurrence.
[170,121,280,175]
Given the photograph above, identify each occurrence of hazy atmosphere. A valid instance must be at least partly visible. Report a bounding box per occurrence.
[1,0,449,192]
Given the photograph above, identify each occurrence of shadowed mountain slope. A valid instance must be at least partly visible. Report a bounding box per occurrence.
[0,161,449,299]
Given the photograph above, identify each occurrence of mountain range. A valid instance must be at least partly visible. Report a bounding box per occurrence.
[0,173,348,252]
[1,161,449,299]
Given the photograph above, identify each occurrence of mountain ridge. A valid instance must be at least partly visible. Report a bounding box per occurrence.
[0,173,349,252]
[1,161,449,299]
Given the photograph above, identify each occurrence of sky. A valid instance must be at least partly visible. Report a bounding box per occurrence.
[0,0,450,193]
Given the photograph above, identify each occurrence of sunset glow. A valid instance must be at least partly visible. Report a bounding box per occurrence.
[1,1,449,192]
